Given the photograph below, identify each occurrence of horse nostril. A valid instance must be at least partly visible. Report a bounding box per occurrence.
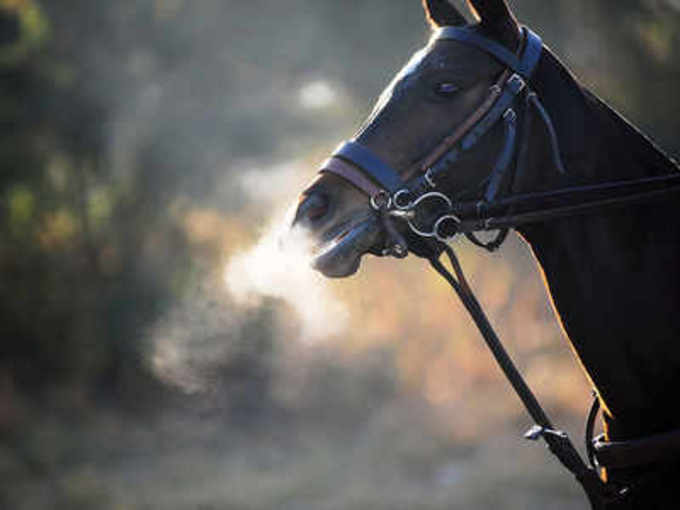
[297,191,330,223]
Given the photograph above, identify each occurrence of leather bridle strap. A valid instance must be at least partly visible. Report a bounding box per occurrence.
[593,428,680,469]
[432,175,680,236]
[407,72,527,195]
[319,156,383,197]
[428,244,620,507]
[435,27,543,79]
[332,140,404,193]
[320,26,544,200]
[411,70,509,177]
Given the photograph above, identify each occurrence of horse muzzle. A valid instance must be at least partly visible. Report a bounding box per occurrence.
[310,215,383,277]
[293,188,384,277]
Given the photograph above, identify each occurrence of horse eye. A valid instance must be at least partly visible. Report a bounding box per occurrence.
[434,82,459,96]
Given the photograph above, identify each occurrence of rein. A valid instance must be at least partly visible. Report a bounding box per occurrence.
[316,24,680,508]
[428,242,618,507]
[406,172,680,240]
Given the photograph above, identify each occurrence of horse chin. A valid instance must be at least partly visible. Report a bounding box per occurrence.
[314,253,362,278]
[311,216,382,278]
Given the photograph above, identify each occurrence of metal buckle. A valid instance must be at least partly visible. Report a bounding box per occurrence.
[524,425,568,441]
[382,243,408,258]
[503,108,517,122]
[424,168,437,188]
[370,190,392,211]
[507,73,526,95]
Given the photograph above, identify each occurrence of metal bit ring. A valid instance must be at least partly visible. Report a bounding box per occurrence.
[434,214,462,242]
[392,189,414,210]
[370,190,392,211]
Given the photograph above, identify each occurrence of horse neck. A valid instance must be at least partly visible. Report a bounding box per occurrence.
[516,50,680,440]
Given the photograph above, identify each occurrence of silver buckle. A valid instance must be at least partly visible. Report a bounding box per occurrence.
[370,190,392,211]
[424,168,437,188]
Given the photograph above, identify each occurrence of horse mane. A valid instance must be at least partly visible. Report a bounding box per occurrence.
[582,87,680,177]
[534,48,679,182]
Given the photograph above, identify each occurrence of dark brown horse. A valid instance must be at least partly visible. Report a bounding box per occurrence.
[292,1,680,507]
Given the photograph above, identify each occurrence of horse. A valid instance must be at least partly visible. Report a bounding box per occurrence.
[291,1,680,508]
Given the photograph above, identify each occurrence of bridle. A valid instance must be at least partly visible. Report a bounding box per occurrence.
[315,25,680,509]
[320,26,680,255]
[321,26,556,252]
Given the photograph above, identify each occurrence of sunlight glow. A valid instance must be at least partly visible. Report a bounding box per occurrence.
[298,80,336,110]
[236,159,307,204]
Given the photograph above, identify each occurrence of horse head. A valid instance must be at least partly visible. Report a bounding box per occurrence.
[292,0,563,277]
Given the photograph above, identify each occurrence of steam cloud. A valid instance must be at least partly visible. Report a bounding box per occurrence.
[149,160,350,393]
[224,216,349,343]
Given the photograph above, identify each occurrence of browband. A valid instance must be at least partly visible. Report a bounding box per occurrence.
[435,27,542,80]
[320,26,543,198]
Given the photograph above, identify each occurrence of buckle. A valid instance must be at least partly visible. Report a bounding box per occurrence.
[424,168,437,188]
[503,108,517,122]
[524,424,568,441]
[507,73,526,95]
[370,190,392,211]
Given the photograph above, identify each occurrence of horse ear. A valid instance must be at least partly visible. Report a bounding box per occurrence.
[422,0,467,28]
[466,0,520,50]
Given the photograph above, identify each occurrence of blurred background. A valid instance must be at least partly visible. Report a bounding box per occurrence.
[1,1,679,508]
